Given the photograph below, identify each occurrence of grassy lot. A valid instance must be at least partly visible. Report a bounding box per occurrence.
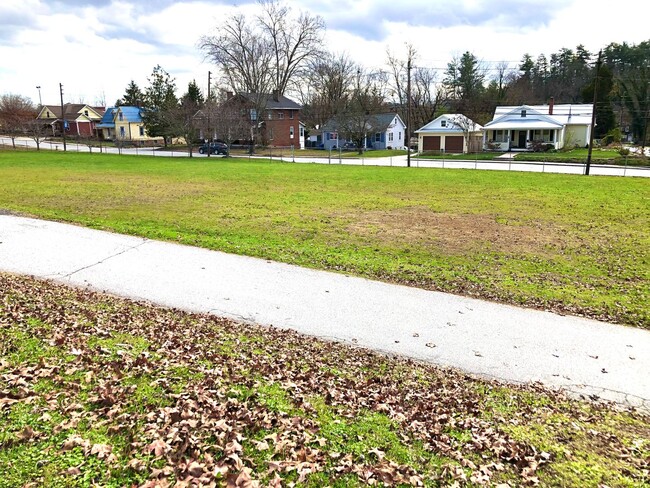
[0,150,648,328]
[1,273,648,487]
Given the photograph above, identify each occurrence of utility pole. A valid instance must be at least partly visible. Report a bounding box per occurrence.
[406,57,412,168]
[59,83,67,152]
[585,50,602,175]
[35,86,42,107]
[207,71,212,158]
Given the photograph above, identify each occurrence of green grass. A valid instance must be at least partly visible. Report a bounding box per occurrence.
[0,150,648,327]
[2,273,648,487]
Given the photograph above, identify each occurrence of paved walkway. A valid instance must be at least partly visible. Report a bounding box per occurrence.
[1,215,648,411]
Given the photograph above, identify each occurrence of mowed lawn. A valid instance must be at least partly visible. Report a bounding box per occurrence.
[0,151,648,327]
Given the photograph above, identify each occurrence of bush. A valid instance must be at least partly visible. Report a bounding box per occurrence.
[619,147,630,156]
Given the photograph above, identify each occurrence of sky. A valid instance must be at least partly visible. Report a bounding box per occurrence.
[1,0,647,108]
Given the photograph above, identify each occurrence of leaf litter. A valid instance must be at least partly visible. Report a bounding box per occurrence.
[0,272,648,487]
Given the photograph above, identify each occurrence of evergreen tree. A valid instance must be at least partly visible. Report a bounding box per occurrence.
[141,65,179,145]
[116,81,144,107]
[183,80,204,105]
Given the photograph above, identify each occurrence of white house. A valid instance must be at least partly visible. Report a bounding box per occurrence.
[321,113,407,150]
[483,102,593,151]
[415,114,483,153]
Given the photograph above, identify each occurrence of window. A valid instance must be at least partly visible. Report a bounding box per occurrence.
[118,112,124,121]
[278,111,284,120]
[399,132,402,140]
[268,112,273,120]
[375,132,381,142]
[521,109,527,117]
[289,111,294,119]
[46,111,50,118]
[299,126,304,137]
[250,109,257,121]
[119,126,125,138]
[441,120,446,127]
[290,126,294,138]
[388,132,393,142]
[492,130,508,142]
[84,110,89,116]
[269,128,274,140]
[532,129,554,142]
[139,126,144,136]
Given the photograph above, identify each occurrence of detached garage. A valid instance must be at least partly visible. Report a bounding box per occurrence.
[416,114,483,154]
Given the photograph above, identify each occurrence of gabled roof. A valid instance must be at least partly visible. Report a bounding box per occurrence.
[416,114,483,134]
[322,113,405,133]
[96,106,144,128]
[368,113,405,132]
[37,103,104,121]
[486,104,592,129]
[96,107,117,128]
[116,106,144,123]
[239,93,302,110]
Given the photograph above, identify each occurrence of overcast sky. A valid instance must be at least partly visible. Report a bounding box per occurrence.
[1,0,647,107]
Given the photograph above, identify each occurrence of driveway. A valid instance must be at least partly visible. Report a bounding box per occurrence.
[1,214,648,412]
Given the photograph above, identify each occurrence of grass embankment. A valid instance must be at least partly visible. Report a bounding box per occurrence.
[1,273,648,487]
[0,151,648,327]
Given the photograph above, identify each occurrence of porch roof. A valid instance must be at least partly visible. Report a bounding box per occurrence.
[485,120,563,130]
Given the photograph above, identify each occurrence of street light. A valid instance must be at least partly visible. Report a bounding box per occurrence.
[36,86,42,107]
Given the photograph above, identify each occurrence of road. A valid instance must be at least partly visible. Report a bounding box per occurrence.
[1,214,648,412]
[2,136,649,177]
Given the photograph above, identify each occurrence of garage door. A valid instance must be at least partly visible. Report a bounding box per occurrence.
[445,136,464,152]
[422,136,440,151]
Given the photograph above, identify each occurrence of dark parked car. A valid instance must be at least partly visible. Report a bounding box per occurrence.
[199,142,229,155]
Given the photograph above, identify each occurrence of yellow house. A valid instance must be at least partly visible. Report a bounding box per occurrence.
[96,106,161,144]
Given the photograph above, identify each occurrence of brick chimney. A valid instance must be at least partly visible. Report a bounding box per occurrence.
[272,90,279,102]
[549,97,554,115]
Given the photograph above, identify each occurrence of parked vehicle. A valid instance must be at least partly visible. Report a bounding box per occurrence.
[199,142,229,155]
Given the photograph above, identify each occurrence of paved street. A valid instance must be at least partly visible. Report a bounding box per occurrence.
[1,214,648,411]
[2,136,649,177]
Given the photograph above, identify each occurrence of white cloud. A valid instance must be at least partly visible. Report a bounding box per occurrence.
[0,0,648,107]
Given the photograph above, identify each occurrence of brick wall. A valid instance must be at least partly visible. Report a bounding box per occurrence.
[265,109,301,147]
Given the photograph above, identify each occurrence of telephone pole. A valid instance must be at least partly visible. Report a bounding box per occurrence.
[59,83,67,152]
[585,50,602,176]
[207,71,212,158]
[406,57,412,168]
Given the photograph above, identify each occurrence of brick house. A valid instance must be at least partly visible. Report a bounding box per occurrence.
[234,92,304,148]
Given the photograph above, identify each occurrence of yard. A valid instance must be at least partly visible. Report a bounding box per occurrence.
[1,273,648,487]
[0,151,648,327]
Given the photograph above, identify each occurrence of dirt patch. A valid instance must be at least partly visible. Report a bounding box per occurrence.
[345,206,567,254]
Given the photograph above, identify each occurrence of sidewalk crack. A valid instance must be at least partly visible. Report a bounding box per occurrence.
[61,239,149,279]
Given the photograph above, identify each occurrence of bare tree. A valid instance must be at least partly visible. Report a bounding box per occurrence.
[386,45,442,132]
[168,98,203,157]
[0,94,36,148]
[203,92,250,149]
[300,52,357,129]
[256,0,325,95]
[200,0,323,96]
[24,119,48,150]
[449,114,482,153]
[337,69,388,153]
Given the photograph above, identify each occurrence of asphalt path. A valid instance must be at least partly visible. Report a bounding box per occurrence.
[1,214,648,412]
[2,136,649,177]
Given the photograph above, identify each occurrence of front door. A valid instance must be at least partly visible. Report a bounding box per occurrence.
[518,131,526,148]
